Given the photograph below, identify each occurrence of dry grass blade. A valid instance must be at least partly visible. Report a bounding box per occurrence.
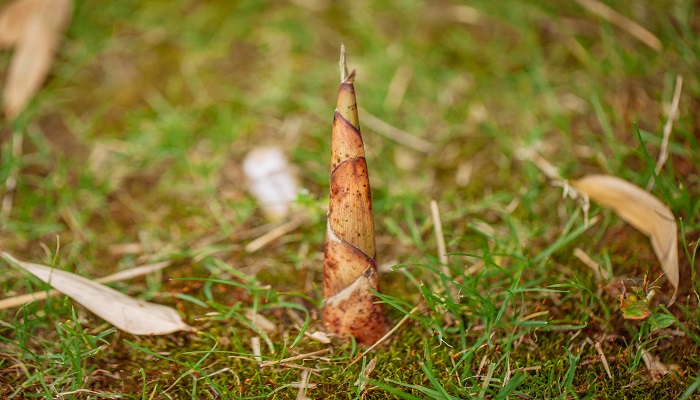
[3,0,72,119]
[430,199,449,268]
[573,247,610,282]
[649,75,684,189]
[572,175,679,292]
[296,370,312,400]
[2,252,193,335]
[251,337,262,364]
[259,349,330,368]
[586,337,612,379]
[245,218,304,253]
[574,0,661,51]
[359,107,434,153]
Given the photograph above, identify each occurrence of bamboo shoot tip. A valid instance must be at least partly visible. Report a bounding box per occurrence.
[339,43,350,82]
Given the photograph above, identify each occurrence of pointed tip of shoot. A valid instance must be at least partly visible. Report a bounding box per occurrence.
[339,43,355,83]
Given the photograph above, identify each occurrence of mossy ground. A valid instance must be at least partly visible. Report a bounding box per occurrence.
[1,0,700,398]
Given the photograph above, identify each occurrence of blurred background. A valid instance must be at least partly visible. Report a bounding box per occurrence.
[3,1,695,267]
[1,0,697,298]
[1,0,699,396]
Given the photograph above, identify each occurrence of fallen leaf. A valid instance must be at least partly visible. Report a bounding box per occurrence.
[296,370,312,400]
[638,344,672,382]
[242,147,299,222]
[572,174,679,292]
[245,310,277,333]
[3,0,73,119]
[0,0,42,47]
[304,330,331,344]
[0,260,171,310]
[2,252,193,335]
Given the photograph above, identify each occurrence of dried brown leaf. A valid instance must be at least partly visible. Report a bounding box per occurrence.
[572,174,679,291]
[0,260,171,310]
[2,252,193,335]
[3,0,72,119]
[0,0,42,47]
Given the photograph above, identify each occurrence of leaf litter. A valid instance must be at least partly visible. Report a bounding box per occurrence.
[2,252,193,335]
[0,0,73,119]
[572,174,679,299]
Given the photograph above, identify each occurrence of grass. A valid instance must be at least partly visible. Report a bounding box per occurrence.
[1,0,699,398]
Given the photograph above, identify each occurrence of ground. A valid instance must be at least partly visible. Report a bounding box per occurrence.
[0,0,699,398]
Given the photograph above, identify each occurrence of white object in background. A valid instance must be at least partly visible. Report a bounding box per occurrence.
[243,147,299,222]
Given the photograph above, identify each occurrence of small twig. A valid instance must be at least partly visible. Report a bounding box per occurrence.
[595,341,612,379]
[251,337,262,364]
[296,370,311,400]
[516,148,562,181]
[383,65,413,111]
[245,218,304,253]
[520,310,549,322]
[339,43,348,83]
[260,349,330,368]
[195,367,231,381]
[586,337,612,379]
[648,75,684,189]
[359,107,435,153]
[573,247,609,282]
[339,43,355,84]
[574,0,662,51]
[430,200,449,270]
[278,363,324,373]
[57,389,112,397]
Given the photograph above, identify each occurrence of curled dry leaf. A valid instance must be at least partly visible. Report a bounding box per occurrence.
[572,174,679,292]
[243,146,299,222]
[2,252,193,335]
[322,44,388,345]
[2,0,73,119]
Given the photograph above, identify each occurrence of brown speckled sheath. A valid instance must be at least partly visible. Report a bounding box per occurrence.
[323,63,389,345]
